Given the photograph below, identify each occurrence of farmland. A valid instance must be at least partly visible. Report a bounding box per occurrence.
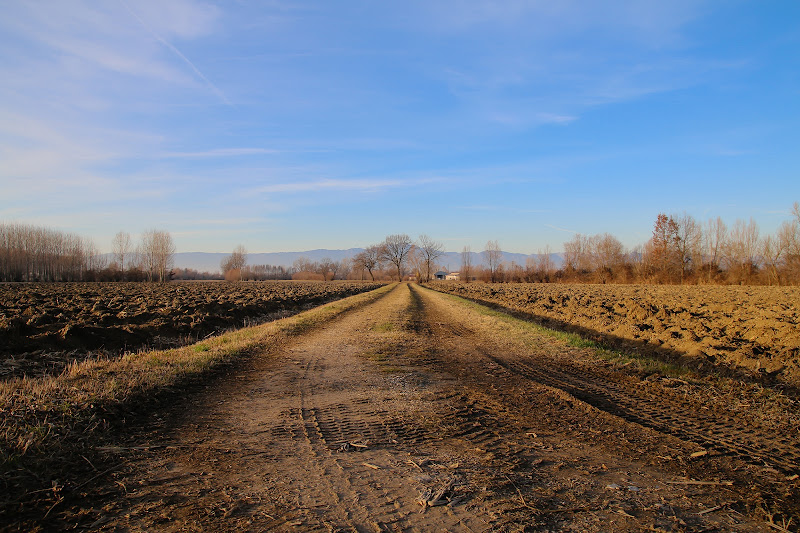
[426,281,800,388]
[0,281,384,378]
[2,283,799,531]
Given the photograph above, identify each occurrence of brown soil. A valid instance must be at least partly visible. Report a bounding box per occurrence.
[0,281,383,379]
[426,282,800,390]
[11,283,800,531]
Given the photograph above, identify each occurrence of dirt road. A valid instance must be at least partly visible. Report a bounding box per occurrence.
[58,283,798,531]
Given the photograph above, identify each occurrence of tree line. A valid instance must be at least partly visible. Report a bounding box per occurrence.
[3,201,798,285]
[0,224,175,282]
[218,234,445,283]
[0,222,104,282]
[473,202,800,285]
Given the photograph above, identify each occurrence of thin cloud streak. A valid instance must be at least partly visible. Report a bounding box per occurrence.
[545,224,578,234]
[255,179,406,194]
[458,205,550,214]
[163,148,281,158]
[119,0,231,105]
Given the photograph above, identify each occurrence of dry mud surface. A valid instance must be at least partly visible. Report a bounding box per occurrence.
[22,283,800,532]
[0,281,383,378]
[426,282,800,388]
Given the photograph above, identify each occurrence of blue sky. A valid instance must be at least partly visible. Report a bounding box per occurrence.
[1,1,798,254]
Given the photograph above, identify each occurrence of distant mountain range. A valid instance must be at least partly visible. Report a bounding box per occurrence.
[171,249,564,274]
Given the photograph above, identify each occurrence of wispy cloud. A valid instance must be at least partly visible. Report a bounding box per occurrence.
[1,1,793,254]
[163,148,281,158]
[458,205,550,214]
[545,224,578,234]
[119,0,231,105]
[255,178,406,194]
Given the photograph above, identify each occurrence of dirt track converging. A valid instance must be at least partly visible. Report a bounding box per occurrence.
[39,284,799,531]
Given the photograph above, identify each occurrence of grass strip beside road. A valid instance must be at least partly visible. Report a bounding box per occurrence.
[427,287,690,379]
[0,283,396,506]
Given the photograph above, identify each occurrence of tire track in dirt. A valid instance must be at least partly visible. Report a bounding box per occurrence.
[487,355,800,473]
[84,283,492,532]
[54,283,793,531]
[290,351,421,531]
[411,283,799,529]
[415,285,800,475]
[389,285,792,531]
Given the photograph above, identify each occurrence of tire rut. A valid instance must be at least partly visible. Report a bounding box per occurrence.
[63,283,792,532]
[414,284,800,475]
[488,355,800,474]
[230,283,492,532]
[398,285,793,531]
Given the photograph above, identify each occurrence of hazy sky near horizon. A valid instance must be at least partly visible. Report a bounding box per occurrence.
[1,1,799,254]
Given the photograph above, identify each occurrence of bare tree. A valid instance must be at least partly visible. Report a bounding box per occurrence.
[353,244,383,281]
[483,240,502,283]
[651,214,681,282]
[112,231,131,279]
[381,234,414,281]
[417,235,444,282]
[293,256,315,275]
[563,234,594,274]
[594,233,624,282]
[85,239,107,274]
[313,257,334,280]
[221,244,248,281]
[674,213,702,283]
[761,234,785,285]
[460,246,472,282]
[526,245,554,282]
[338,258,352,280]
[407,247,425,281]
[777,202,800,283]
[703,217,727,282]
[723,218,760,283]
[140,229,175,282]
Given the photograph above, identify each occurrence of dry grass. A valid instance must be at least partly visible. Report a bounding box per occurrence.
[433,289,691,378]
[0,283,395,519]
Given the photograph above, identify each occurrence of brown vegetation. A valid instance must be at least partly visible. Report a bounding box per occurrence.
[221,244,248,282]
[0,222,105,282]
[5,202,798,287]
[553,205,800,285]
[426,281,800,389]
[0,223,177,283]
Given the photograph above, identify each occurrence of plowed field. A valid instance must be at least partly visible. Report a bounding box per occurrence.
[0,281,383,378]
[426,282,800,388]
[8,283,797,532]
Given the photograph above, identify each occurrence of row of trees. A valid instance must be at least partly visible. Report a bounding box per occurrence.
[218,234,446,283]
[478,202,800,285]
[220,245,359,282]
[558,205,800,285]
[106,230,175,282]
[351,234,445,282]
[0,223,176,282]
[4,202,798,285]
[0,222,105,282]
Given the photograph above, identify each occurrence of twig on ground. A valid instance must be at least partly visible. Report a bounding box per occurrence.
[72,460,130,492]
[665,479,733,486]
